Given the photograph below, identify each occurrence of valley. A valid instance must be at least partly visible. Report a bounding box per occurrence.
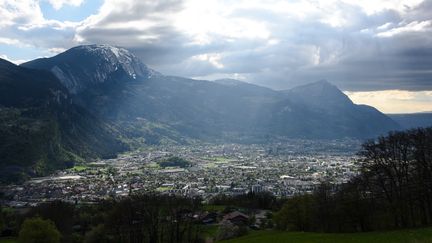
[0,45,401,183]
[1,139,360,206]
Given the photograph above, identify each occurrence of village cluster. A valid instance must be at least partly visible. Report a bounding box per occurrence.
[1,139,361,207]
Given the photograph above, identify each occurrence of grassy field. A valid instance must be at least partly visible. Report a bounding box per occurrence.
[3,228,432,243]
[222,228,432,243]
[156,186,173,192]
[201,156,231,162]
[70,165,88,172]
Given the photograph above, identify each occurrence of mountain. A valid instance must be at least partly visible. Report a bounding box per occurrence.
[0,58,126,182]
[267,80,401,138]
[0,45,403,182]
[388,113,432,129]
[22,44,159,94]
[283,80,354,109]
[22,45,399,141]
[214,78,246,86]
[23,47,282,142]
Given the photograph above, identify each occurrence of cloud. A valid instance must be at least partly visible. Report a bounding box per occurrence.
[0,0,81,52]
[0,37,22,45]
[0,54,28,65]
[346,90,432,113]
[46,0,84,10]
[74,0,432,91]
[0,0,44,28]
[376,20,432,37]
[1,0,431,93]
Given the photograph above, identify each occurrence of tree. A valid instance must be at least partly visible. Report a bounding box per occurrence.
[274,194,314,231]
[359,130,418,228]
[28,201,75,236]
[273,128,432,233]
[0,207,4,232]
[105,193,203,243]
[18,217,61,243]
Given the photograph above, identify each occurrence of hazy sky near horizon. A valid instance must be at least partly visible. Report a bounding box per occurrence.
[0,0,432,113]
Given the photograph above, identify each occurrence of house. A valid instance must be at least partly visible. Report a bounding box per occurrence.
[222,211,249,225]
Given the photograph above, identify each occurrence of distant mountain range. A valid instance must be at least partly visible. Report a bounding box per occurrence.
[21,44,400,139]
[0,44,413,181]
[388,113,432,129]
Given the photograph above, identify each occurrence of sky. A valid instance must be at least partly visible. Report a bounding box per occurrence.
[0,0,432,113]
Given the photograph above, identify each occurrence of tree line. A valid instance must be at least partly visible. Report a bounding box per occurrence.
[275,127,432,232]
[1,194,204,243]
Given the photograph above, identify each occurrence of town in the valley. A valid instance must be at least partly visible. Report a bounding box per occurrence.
[1,139,362,207]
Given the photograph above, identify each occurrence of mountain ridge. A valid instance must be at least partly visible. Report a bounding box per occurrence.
[0,45,405,181]
[20,44,400,140]
[22,44,160,94]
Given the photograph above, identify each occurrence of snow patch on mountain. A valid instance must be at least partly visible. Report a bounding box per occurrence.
[23,44,161,94]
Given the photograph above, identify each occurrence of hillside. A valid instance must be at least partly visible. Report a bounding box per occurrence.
[0,58,126,183]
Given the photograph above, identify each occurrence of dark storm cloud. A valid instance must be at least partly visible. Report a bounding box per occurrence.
[225,4,432,91]
[75,0,432,91]
[76,0,197,66]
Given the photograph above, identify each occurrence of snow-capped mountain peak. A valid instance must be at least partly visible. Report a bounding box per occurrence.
[22,44,160,94]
